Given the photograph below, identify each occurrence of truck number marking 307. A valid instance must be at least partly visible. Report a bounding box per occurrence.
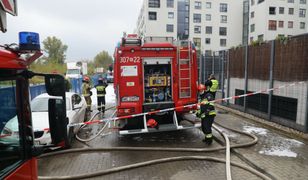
[120,57,140,63]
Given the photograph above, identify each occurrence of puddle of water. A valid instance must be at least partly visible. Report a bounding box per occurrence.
[259,148,297,158]
[243,126,268,135]
[243,125,305,158]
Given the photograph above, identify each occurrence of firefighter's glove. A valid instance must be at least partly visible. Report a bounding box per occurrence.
[196,110,201,118]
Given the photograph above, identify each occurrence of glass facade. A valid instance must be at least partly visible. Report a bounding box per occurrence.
[177,0,190,39]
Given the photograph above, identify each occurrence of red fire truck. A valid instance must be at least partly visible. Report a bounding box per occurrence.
[114,34,199,134]
[0,5,67,179]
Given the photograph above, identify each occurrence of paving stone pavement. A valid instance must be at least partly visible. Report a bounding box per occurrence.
[38,87,308,179]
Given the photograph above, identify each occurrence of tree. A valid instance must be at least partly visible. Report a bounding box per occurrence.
[42,36,68,64]
[93,51,113,71]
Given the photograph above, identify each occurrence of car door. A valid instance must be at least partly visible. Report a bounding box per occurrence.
[72,94,86,123]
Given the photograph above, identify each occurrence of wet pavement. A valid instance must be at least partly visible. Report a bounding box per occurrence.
[38,85,308,180]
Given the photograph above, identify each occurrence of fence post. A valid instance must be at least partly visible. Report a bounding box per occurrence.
[198,52,202,83]
[244,45,249,112]
[305,80,308,132]
[212,54,215,75]
[226,50,230,105]
[268,40,275,121]
[221,51,225,100]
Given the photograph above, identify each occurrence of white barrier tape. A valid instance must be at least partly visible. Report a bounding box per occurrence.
[68,81,305,128]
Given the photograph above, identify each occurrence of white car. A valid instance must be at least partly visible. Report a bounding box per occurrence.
[0,92,87,147]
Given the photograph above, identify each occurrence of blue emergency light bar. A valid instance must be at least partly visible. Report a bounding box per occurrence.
[18,32,40,52]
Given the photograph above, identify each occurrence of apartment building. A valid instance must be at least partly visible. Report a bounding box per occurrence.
[135,0,178,38]
[249,0,308,42]
[136,0,243,55]
[135,0,308,54]
[189,0,243,54]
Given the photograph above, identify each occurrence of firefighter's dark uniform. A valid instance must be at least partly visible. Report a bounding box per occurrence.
[82,81,92,112]
[204,78,219,99]
[196,96,216,145]
[95,81,107,114]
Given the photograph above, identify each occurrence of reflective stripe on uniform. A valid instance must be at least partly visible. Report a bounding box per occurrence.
[96,85,106,97]
[209,111,216,116]
[210,79,218,92]
[205,133,213,138]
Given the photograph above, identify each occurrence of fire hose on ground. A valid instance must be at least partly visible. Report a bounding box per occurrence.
[38,82,304,179]
[38,113,276,180]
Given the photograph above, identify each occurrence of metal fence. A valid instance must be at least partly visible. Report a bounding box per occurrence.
[199,34,308,132]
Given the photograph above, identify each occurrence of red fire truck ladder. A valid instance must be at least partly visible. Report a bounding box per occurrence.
[178,40,192,98]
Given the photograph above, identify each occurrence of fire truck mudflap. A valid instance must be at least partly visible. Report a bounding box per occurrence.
[114,35,199,135]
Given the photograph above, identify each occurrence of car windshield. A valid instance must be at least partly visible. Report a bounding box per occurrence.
[31,97,70,112]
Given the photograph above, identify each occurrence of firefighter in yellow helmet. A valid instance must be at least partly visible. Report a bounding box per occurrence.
[204,74,219,99]
[82,76,92,117]
[196,84,216,145]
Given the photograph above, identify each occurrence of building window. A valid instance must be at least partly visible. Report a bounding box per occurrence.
[258,34,264,42]
[250,37,254,43]
[205,50,212,56]
[195,1,201,9]
[220,3,228,12]
[205,26,212,34]
[185,5,189,10]
[300,0,307,4]
[194,26,201,33]
[269,7,276,15]
[206,14,211,21]
[149,12,157,20]
[251,0,255,5]
[206,2,211,9]
[300,22,306,29]
[268,20,277,30]
[251,11,255,18]
[288,21,293,28]
[149,0,160,8]
[168,12,174,19]
[289,8,294,15]
[250,24,255,32]
[299,9,306,17]
[258,0,264,4]
[193,38,201,49]
[279,21,284,28]
[288,0,294,3]
[167,0,174,8]
[184,29,189,35]
[185,17,189,23]
[279,7,284,14]
[166,24,174,32]
[220,39,227,47]
[205,38,211,44]
[193,14,201,23]
[219,27,227,36]
[221,15,227,23]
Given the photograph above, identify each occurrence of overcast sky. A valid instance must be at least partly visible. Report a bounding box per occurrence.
[1,0,143,61]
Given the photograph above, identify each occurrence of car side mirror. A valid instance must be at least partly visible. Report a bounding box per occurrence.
[48,98,67,146]
[45,75,65,97]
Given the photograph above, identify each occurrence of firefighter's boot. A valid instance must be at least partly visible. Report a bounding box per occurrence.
[203,134,213,145]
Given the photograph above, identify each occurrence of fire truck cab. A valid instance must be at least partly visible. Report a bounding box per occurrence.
[114,34,199,134]
[0,33,68,179]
